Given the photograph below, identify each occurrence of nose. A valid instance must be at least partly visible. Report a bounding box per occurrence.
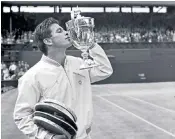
[65,31,68,36]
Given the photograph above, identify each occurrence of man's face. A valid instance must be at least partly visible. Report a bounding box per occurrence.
[49,23,71,48]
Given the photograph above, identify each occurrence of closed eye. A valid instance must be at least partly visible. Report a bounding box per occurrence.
[56,28,63,33]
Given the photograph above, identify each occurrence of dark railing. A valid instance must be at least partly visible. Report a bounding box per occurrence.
[1,80,18,88]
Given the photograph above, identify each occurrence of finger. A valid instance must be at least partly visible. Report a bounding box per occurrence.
[72,40,79,47]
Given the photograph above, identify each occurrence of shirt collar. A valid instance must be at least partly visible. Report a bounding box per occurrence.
[41,54,67,67]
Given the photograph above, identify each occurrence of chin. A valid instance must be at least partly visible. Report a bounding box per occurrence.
[65,42,72,48]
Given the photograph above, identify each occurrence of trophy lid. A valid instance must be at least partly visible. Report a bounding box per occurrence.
[71,6,81,19]
[66,6,95,30]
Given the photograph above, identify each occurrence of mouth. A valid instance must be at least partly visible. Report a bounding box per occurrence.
[65,36,70,40]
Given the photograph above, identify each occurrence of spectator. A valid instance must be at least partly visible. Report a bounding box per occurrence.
[21,61,25,68]
[1,61,30,80]
[115,33,122,42]
[173,31,175,42]
[10,69,18,80]
[9,62,17,76]
[4,73,11,80]
[18,61,22,69]
[165,29,172,42]
[152,30,158,42]
[158,31,164,42]
[17,68,25,78]
[24,62,30,70]
[2,65,9,76]
[109,33,115,43]
[3,71,11,80]
[171,30,175,42]
[1,62,6,70]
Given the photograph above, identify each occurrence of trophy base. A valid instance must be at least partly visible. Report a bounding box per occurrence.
[79,60,100,70]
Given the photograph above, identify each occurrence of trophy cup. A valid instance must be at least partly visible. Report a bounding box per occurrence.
[66,7,99,70]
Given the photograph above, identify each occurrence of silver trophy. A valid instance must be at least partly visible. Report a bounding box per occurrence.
[66,7,98,70]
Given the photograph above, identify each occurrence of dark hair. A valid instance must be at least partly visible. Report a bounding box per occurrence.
[33,17,59,55]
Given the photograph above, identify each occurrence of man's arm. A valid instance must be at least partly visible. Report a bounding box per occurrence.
[13,77,54,139]
[88,43,113,83]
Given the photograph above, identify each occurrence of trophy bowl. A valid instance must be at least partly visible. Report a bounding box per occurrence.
[66,17,95,50]
[66,9,99,70]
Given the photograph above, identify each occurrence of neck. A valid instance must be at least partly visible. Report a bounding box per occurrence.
[47,47,66,66]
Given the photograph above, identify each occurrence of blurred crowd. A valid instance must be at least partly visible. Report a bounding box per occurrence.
[1,29,33,44]
[94,27,175,43]
[2,28,175,44]
[2,12,175,44]
[1,61,30,81]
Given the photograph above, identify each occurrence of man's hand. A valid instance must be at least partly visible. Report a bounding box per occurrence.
[52,135,67,139]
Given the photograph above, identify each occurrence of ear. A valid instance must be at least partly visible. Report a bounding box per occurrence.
[43,38,53,46]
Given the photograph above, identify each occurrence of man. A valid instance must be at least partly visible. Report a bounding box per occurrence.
[9,62,17,76]
[13,17,113,139]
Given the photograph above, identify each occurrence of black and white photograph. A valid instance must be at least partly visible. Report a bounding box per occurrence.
[1,1,175,139]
